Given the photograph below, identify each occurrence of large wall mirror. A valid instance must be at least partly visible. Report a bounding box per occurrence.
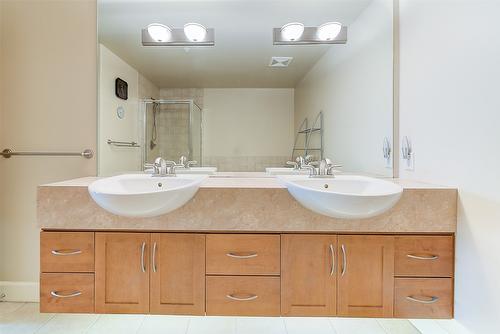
[97,0,395,177]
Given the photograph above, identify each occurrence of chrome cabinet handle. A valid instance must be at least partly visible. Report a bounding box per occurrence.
[226,294,258,301]
[341,244,347,277]
[140,242,146,273]
[152,242,157,273]
[329,244,335,276]
[407,254,439,260]
[51,249,82,256]
[50,290,82,298]
[406,295,439,304]
[226,252,258,259]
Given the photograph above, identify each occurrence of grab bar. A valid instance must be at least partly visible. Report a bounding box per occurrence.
[1,148,93,159]
[107,139,140,147]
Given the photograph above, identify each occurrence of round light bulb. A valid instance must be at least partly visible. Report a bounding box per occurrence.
[281,22,304,41]
[184,23,207,42]
[317,22,342,41]
[147,23,171,42]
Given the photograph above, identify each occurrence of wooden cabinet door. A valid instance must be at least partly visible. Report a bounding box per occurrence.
[337,235,394,317]
[281,234,337,316]
[95,233,150,314]
[150,233,205,315]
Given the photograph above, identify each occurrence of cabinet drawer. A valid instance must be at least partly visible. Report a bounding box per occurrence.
[41,232,94,273]
[206,276,280,316]
[40,273,94,313]
[395,236,453,277]
[394,278,453,319]
[206,234,280,275]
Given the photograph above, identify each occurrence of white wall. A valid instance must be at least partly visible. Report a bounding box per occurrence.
[399,0,500,332]
[203,88,294,157]
[294,0,393,176]
[0,0,97,299]
[98,44,141,176]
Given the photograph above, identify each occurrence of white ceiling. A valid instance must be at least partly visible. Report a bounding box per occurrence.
[98,0,373,88]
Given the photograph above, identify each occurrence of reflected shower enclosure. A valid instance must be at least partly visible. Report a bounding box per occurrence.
[141,99,202,165]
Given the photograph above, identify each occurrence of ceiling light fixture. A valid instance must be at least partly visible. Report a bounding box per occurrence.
[273,23,347,45]
[184,23,207,42]
[147,23,172,42]
[317,22,342,41]
[281,22,305,41]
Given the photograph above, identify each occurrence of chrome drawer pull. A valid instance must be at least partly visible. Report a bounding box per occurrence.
[152,242,157,273]
[406,295,439,304]
[226,294,258,301]
[341,244,347,277]
[226,252,258,259]
[407,254,439,260]
[329,244,335,276]
[140,242,146,273]
[50,290,82,298]
[51,249,82,256]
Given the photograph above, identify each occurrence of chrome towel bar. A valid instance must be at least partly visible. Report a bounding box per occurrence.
[1,148,93,159]
[107,139,140,147]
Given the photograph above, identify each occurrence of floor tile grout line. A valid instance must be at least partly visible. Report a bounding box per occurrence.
[184,316,192,334]
[327,317,338,334]
[84,314,102,334]
[135,315,147,334]
[32,312,56,334]
[375,319,393,334]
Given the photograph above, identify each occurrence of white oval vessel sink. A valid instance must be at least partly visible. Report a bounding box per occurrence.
[278,175,403,219]
[88,174,207,218]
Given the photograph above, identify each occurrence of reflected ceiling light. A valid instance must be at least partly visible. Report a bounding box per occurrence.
[281,22,304,41]
[317,22,342,41]
[147,23,172,42]
[184,23,207,42]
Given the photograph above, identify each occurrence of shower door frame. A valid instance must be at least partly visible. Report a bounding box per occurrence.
[140,99,203,166]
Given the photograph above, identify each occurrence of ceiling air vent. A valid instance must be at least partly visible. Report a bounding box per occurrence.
[269,56,293,67]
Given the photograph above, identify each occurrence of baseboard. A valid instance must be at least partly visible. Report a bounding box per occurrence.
[0,281,39,302]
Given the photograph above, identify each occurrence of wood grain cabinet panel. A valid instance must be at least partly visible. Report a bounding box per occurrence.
[281,234,337,316]
[337,235,394,317]
[150,233,205,315]
[95,233,150,314]
[395,236,454,277]
[206,276,280,316]
[395,278,453,318]
[40,232,94,273]
[206,234,280,275]
[40,273,94,313]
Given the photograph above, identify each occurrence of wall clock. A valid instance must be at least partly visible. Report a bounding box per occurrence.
[115,78,128,100]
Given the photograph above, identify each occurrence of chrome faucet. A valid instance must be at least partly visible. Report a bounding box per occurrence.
[309,158,342,178]
[179,155,197,169]
[286,155,313,170]
[144,157,182,176]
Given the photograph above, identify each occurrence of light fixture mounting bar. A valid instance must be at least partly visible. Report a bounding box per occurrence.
[273,26,347,45]
[142,28,215,46]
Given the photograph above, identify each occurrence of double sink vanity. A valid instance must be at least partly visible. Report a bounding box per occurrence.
[37,168,457,319]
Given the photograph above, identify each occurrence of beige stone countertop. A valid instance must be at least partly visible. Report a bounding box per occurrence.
[38,173,457,233]
[41,173,453,190]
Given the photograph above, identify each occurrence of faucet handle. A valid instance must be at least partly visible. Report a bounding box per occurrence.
[187,160,197,167]
[286,161,299,169]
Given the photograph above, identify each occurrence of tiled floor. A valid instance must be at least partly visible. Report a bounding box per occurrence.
[0,302,462,334]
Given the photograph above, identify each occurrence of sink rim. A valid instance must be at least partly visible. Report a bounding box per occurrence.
[277,174,403,198]
[88,173,208,196]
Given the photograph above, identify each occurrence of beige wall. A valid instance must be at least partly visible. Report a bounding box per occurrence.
[98,44,141,176]
[0,0,97,298]
[294,0,393,176]
[399,0,500,332]
[203,88,294,171]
